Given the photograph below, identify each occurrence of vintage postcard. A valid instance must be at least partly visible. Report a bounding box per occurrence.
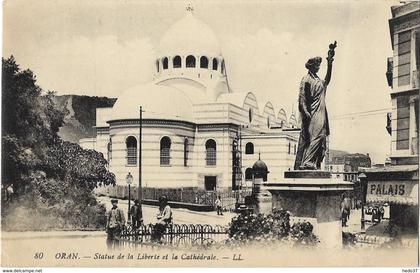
[1,0,419,268]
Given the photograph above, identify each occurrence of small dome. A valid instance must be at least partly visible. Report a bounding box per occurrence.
[252,159,269,174]
[109,83,194,122]
[158,12,221,57]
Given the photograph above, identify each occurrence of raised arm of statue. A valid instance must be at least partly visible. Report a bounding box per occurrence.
[324,60,333,86]
[324,41,337,86]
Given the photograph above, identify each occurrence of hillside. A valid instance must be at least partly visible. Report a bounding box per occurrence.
[52,95,116,143]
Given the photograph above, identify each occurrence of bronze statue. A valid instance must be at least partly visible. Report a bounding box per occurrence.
[294,41,337,170]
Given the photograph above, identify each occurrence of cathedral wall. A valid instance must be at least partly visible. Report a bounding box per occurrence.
[241,135,297,182]
[193,127,238,190]
[108,122,196,188]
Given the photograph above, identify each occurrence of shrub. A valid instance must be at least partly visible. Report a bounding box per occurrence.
[342,232,357,248]
[227,208,319,247]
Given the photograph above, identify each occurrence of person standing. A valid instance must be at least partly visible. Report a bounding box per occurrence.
[215,196,223,215]
[106,199,125,249]
[130,199,143,229]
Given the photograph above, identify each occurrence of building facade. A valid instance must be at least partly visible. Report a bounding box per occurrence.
[362,2,419,232]
[80,9,298,193]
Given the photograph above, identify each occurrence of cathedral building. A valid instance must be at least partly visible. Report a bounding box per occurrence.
[80,9,298,193]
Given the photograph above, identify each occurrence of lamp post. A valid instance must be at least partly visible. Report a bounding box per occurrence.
[359,172,367,232]
[126,172,133,223]
[138,106,143,217]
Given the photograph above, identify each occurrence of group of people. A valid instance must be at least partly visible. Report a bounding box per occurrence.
[106,195,172,248]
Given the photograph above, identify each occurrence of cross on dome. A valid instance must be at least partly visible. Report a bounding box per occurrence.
[186,3,194,13]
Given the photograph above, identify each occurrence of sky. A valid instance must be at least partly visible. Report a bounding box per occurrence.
[3,0,401,163]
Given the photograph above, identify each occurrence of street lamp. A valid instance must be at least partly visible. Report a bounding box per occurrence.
[359,172,367,232]
[126,172,133,223]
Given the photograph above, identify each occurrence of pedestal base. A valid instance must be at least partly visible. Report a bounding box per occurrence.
[265,173,353,248]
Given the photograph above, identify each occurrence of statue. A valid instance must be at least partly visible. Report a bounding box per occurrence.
[294,41,337,170]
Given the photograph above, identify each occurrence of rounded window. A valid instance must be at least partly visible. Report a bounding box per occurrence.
[205,139,217,166]
[200,56,209,68]
[212,58,218,71]
[186,55,196,68]
[245,168,253,180]
[173,56,181,68]
[126,136,137,165]
[245,142,254,155]
[160,136,171,166]
[162,57,168,70]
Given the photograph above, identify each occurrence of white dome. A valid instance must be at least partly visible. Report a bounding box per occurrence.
[158,13,221,57]
[110,83,194,122]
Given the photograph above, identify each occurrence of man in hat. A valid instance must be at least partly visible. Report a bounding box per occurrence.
[294,42,337,170]
[130,199,143,229]
[106,199,125,248]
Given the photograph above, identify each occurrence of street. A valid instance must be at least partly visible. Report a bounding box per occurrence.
[96,195,236,226]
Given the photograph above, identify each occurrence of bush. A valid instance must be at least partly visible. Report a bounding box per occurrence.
[2,194,107,231]
[342,232,357,248]
[226,208,319,248]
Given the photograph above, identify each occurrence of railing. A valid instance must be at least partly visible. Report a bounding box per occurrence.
[96,186,253,210]
[217,190,253,211]
[117,224,229,248]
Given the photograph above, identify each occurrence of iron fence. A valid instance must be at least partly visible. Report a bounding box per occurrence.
[116,223,229,248]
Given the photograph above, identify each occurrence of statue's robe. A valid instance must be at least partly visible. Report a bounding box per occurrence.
[294,72,330,170]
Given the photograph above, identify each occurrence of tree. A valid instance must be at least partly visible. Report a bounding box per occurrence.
[2,56,115,230]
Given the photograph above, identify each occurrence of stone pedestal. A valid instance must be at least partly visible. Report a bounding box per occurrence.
[264,170,353,248]
[252,178,272,214]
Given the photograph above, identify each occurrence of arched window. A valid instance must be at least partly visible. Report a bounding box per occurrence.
[162,57,168,69]
[184,138,188,167]
[293,144,296,155]
[126,136,137,165]
[288,142,291,154]
[221,60,225,74]
[186,55,196,68]
[245,168,253,180]
[107,138,112,162]
[160,137,171,166]
[156,60,160,72]
[173,56,181,68]
[245,142,254,154]
[212,58,218,71]
[200,56,208,68]
[205,139,216,166]
[248,108,253,123]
